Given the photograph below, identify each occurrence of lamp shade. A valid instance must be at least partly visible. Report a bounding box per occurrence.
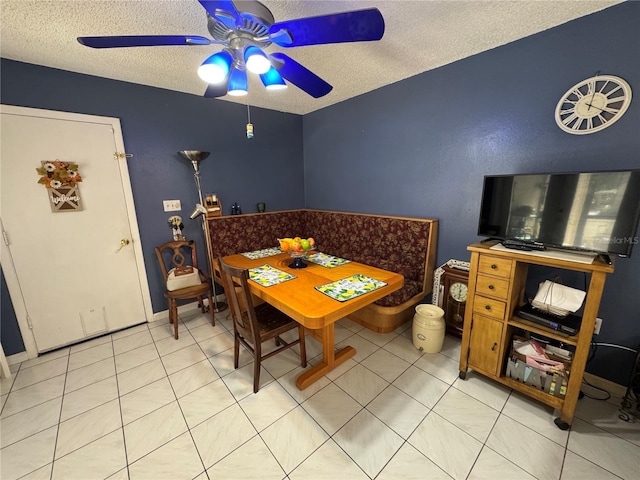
[260,67,287,90]
[244,46,271,74]
[178,151,210,163]
[227,68,248,96]
[197,51,233,84]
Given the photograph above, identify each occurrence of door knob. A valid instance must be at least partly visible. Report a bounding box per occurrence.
[116,238,130,252]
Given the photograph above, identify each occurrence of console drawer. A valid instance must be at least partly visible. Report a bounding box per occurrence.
[478,256,513,278]
[476,274,509,300]
[473,295,507,320]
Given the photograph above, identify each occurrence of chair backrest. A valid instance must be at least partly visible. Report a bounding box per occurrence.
[155,240,199,281]
[219,258,259,346]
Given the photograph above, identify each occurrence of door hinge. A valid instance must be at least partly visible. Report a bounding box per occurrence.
[26,315,33,329]
[114,152,133,160]
[2,229,9,246]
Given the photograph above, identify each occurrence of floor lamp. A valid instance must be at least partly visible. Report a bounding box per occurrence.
[178,150,228,313]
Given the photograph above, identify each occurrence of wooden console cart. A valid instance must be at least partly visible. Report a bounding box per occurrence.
[459,242,614,430]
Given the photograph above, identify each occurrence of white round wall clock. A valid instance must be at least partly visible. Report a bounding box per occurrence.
[555,74,632,135]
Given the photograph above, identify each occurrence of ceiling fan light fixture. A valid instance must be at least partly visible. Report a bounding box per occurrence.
[227,68,248,96]
[197,51,233,84]
[260,67,287,90]
[244,46,271,74]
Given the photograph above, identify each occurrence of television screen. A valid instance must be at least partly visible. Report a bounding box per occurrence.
[478,170,640,257]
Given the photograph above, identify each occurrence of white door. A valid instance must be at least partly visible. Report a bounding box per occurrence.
[1,105,152,353]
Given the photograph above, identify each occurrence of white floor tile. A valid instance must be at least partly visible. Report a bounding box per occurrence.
[52,429,126,480]
[20,462,53,480]
[409,412,482,480]
[468,446,536,479]
[114,343,159,374]
[1,374,65,418]
[0,397,62,448]
[333,409,404,478]
[502,391,569,446]
[112,330,154,356]
[188,322,227,343]
[361,348,411,383]
[574,395,640,447]
[160,343,207,375]
[336,334,379,363]
[382,335,425,363]
[64,357,115,394]
[377,442,453,480]
[68,343,113,372]
[221,362,275,401]
[0,425,57,479]
[206,435,285,480]
[433,387,500,442]
[168,358,219,398]
[567,417,640,480]
[393,365,449,408]
[452,370,511,411]
[357,328,399,347]
[440,335,462,361]
[261,347,306,380]
[110,322,149,340]
[69,334,111,354]
[208,345,254,378]
[128,431,205,480]
[301,383,362,436]
[191,403,257,468]
[11,357,68,391]
[289,439,368,480]
[261,406,329,474]
[333,364,389,406]
[486,414,565,480]
[560,450,621,479]
[414,352,461,385]
[116,357,166,396]
[21,348,70,369]
[239,381,298,432]
[55,399,122,459]
[178,378,236,428]
[60,376,118,421]
[120,377,176,425]
[277,364,332,404]
[366,385,429,439]
[198,330,236,357]
[154,330,196,357]
[123,401,188,463]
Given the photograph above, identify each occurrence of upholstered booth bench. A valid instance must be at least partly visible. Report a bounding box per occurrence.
[206,209,438,333]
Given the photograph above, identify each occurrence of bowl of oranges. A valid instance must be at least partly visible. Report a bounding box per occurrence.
[278,237,316,268]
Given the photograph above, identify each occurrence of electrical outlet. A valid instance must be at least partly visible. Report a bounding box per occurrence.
[594,317,603,335]
[163,200,181,212]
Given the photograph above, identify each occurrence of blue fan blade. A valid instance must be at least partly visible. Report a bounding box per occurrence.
[198,1,240,29]
[204,80,229,98]
[269,53,332,98]
[269,8,384,47]
[77,36,211,48]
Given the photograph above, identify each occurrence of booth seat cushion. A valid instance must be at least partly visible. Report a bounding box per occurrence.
[374,278,423,307]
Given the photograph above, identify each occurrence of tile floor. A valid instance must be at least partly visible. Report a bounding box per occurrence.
[1,308,639,480]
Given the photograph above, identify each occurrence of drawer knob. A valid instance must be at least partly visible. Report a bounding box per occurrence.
[491,264,498,270]
[485,305,491,310]
[488,284,495,290]
[491,342,498,351]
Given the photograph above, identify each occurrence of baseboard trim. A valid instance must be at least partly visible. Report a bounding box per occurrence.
[151,294,227,323]
[583,372,627,398]
[7,351,29,366]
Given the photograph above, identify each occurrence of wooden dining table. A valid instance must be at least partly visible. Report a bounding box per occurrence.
[220,251,404,389]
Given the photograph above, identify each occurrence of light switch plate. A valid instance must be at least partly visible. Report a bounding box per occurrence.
[163,200,181,212]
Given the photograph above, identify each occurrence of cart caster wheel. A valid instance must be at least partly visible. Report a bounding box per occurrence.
[459,371,467,380]
[554,418,570,430]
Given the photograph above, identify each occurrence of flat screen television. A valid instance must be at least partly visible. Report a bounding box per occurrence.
[477,170,640,257]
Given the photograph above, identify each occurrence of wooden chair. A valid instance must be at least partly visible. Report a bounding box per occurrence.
[155,240,215,339]
[219,258,307,393]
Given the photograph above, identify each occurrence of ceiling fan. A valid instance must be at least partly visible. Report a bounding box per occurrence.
[77,0,385,99]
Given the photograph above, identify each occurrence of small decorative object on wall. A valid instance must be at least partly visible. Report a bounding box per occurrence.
[36,160,83,212]
[555,73,632,135]
[168,215,184,240]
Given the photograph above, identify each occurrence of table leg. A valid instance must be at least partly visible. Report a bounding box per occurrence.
[295,323,356,390]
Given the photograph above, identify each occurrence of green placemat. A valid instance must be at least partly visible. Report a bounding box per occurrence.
[241,247,281,259]
[248,264,296,287]
[315,274,387,302]
[306,252,351,268]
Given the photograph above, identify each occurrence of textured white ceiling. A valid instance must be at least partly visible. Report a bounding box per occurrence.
[0,0,622,115]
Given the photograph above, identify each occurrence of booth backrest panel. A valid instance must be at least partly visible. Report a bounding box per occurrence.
[208,210,305,258]
[305,210,431,284]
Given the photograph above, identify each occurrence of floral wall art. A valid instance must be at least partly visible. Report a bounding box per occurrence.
[36,160,83,212]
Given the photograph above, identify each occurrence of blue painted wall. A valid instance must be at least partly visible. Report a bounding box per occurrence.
[303,2,640,385]
[1,3,638,385]
[0,59,304,326]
